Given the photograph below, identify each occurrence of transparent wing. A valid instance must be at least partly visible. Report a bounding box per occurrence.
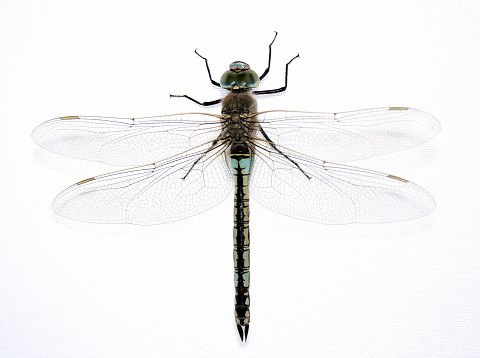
[256,107,440,162]
[32,113,223,166]
[250,141,435,224]
[53,141,233,225]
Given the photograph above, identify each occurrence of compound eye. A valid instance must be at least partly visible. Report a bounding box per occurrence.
[220,69,259,89]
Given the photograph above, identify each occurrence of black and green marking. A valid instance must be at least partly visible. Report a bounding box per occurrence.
[230,143,252,341]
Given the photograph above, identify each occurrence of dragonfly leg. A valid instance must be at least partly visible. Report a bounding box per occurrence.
[258,31,278,81]
[181,137,228,180]
[169,47,224,106]
[194,30,278,86]
[253,53,300,95]
[194,48,221,87]
[257,125,311,179]
[169,94,222,106]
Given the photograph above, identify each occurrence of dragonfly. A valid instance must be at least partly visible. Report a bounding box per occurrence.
[32,32,440,341]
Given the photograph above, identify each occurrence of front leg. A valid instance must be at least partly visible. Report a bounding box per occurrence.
[169,94,222,106]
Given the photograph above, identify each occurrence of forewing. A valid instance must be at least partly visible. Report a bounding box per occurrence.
[250,141,435,224]
[32,113,223,166]
[256,107,440,162]
[53,142,232,225]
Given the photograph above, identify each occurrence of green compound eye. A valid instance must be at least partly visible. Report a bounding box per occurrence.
[220,62,260,89]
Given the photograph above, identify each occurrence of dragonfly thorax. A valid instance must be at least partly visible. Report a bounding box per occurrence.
[221,92,259,155]
[221,92,257,116]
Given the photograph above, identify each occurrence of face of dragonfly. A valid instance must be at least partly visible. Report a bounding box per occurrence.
[220,61,260,90]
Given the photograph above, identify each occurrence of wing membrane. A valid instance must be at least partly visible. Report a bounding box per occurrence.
[33,107,440,166]
[53,142,232,225]
[256,107,440,162]
[36,106,438,225]
[32,113,223,166]
[250,140,435,224]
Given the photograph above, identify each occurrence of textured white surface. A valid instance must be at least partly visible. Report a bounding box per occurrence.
[1,0,479,357]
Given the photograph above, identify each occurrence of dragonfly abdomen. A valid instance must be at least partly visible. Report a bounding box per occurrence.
[230,142,252,341]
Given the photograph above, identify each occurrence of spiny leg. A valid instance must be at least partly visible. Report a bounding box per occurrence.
[258,31,278,81]
[180,150,204,180]
[181,136,229,180]
[169,94,222,106]
[194,48,221,87]
[257,125,311,179]
[253,53,300,95]
[169,47,223,106]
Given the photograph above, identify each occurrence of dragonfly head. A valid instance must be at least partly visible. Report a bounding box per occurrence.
[220,61,260,90]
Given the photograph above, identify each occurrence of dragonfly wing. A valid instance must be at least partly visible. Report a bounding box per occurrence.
[32,113,223,166]
[256,107,440,162]
[250,142,435,224]
[53,142,232,224]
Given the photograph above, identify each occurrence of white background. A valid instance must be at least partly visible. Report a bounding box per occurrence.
[1,0,479,357]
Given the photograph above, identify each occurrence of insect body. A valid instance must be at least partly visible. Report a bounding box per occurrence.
[32,33,440,341]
